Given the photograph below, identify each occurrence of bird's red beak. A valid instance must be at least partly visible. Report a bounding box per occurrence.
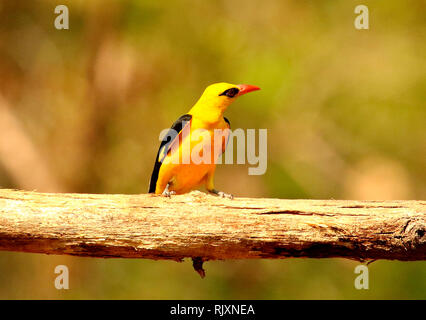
[236,84,261,96]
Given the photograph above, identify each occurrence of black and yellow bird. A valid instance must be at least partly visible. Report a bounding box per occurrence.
[148,82,260,198]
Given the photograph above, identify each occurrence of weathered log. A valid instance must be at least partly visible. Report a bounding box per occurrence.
[0,189,424,263]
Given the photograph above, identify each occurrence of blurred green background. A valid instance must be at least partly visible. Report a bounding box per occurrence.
[0,0,424,299]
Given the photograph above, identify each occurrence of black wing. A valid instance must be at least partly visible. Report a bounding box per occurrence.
[223,117,231,128]
[222,117,231,154]
[224,117,230,127]
[148,114,192,193]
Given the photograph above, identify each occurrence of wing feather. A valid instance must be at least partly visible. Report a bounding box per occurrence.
[222,117,231,154]
[148,114,192,193]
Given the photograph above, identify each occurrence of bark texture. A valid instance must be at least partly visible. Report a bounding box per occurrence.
[0,189,424,262]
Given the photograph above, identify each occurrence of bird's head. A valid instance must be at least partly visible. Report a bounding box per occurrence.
[191,82,260,118]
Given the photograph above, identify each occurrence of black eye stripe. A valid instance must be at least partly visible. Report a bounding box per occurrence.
[219,87,239,98]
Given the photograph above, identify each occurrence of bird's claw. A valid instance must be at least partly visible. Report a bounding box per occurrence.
[208,189,234,199]
[162,190,176,198]
[216,191,234,200]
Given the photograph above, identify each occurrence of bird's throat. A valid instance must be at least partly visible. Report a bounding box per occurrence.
[189,100,228,124]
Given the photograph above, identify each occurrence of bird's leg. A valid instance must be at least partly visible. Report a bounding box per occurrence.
[208,188,234,200]
[162,183,176,197]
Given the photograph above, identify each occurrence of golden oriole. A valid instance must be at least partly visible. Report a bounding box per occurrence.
[148,82,260,198]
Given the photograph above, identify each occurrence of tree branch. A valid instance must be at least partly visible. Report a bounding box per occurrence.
[0,189,424,262]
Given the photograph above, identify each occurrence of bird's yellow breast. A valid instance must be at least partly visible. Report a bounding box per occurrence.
[156,116,229,194]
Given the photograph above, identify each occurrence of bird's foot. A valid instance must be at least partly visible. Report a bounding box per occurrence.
[209,189,234,200]
[217,191,233,199]
[162,189,176,197]
[161,183,176,197]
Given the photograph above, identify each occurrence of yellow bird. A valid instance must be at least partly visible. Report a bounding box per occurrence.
[148,82,260,198]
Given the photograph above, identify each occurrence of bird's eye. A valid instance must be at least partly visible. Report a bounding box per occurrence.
[219,88,240,98]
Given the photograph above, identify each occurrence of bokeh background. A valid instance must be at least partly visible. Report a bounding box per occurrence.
[0,0,425,299]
